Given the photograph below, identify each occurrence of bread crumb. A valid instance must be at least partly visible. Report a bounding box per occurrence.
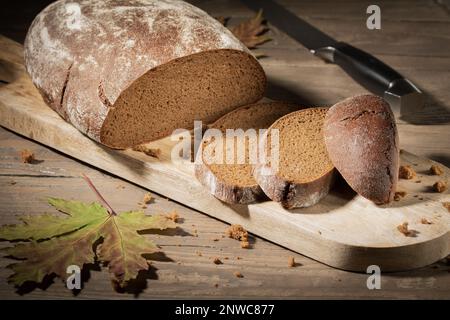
[433,181,447,193]
[166,210,179,222]
[225,224,248,241]
[397,222,418,237]
[116,184,125,189]
[236,256,242,260]
[399,165,416,179]
[20,149,35,163]
[213,257,222,265]
[212,238,219,242]
[224,256,229,260]
[442,202,450,212]
[214,283,219,288]
[132,145,161,158]
[234,271,243,278]
[288,256,296,268]
[240,241,250,249]
[9,181,17,185]
[420,218,432,225]
[394,191,407,201]
[196,251,202,256]
[430,165,444,176]
[142,192,152,204]
[415,180,421,183]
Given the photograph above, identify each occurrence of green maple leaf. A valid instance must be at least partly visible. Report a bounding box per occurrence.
[0,177,176,289]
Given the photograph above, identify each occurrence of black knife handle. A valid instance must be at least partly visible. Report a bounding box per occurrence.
[316,42,402,95]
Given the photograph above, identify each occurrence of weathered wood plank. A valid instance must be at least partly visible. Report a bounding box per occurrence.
[1,127,449,299]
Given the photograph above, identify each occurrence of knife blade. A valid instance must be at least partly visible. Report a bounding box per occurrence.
[242,0,424,116]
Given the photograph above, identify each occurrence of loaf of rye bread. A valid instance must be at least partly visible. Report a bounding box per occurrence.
[324,94,399,204]
[195,102,300,204]
[254,108,335,209]
[24,0,266,148]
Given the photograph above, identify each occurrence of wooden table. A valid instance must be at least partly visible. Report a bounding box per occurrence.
[0,0,449,299]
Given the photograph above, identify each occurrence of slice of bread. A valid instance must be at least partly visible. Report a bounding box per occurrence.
[195,102,300,204]
[324,94,399,204]
[254,108,335,209]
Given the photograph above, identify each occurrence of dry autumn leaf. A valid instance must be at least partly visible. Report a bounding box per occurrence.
[217,10,271,49]
[0,175,176,290]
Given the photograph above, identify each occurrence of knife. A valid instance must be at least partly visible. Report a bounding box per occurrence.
[242,0,424,116]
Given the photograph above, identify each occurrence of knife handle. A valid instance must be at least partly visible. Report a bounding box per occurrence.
[315,42,402,96]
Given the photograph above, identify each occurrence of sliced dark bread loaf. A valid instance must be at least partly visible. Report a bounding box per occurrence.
[24,0,266,149]
[324,94,399,204]
[254,108,335,209]
[195,102,300,204]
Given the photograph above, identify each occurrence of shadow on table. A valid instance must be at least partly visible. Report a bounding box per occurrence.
[398,89,450,125]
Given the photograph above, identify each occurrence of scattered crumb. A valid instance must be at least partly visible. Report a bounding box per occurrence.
[177,262,181,265]
[442,202,450,212]
[214,283,219,288]
[430,165,444,176]
[394,191,407,201]
[240,241,250,249]
[225,224,248,241]
[413,195,419,198]
[433,181,447,193]
[116,184,125,189]
[132,145,161,158]
[418,197,424,201]
[234,271,243,278]
[9,181,17,185]
[20,149,35,163]
[236,256,242,260]
[142,192,153,204]
[288,256,296,268]
[397,222,418,237]
[166,210,179,222]
[224,256,229,260]
[420,218,433,225]
[213,257,222,265]
[196,251,202,257]
[399,165,416,179]
[415,180,421,183]
[141,205,147,209]
[212,238,219,242]
[318,230,322,235]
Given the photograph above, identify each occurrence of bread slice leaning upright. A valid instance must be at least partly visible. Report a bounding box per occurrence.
[195,102,300,204]
[254,108,335,209]
[323,94,399,204]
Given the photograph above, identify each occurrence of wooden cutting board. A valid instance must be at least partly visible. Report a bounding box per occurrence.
[0,35,449,272]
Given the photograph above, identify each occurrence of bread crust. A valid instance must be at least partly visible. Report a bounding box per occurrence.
[194,163,267,204]
[324,94,399,204]
[253,108,335,209]
[24,0,263,147]
[254,163,335,209]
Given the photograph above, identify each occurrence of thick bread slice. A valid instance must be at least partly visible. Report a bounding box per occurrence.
[195,102,300,204]
[254,108,335,209]
[324,94,399,204]
[24,0,266,149]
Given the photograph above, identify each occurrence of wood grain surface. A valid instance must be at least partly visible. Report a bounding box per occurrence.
[1,34,449,272]
[0,0,449,299]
